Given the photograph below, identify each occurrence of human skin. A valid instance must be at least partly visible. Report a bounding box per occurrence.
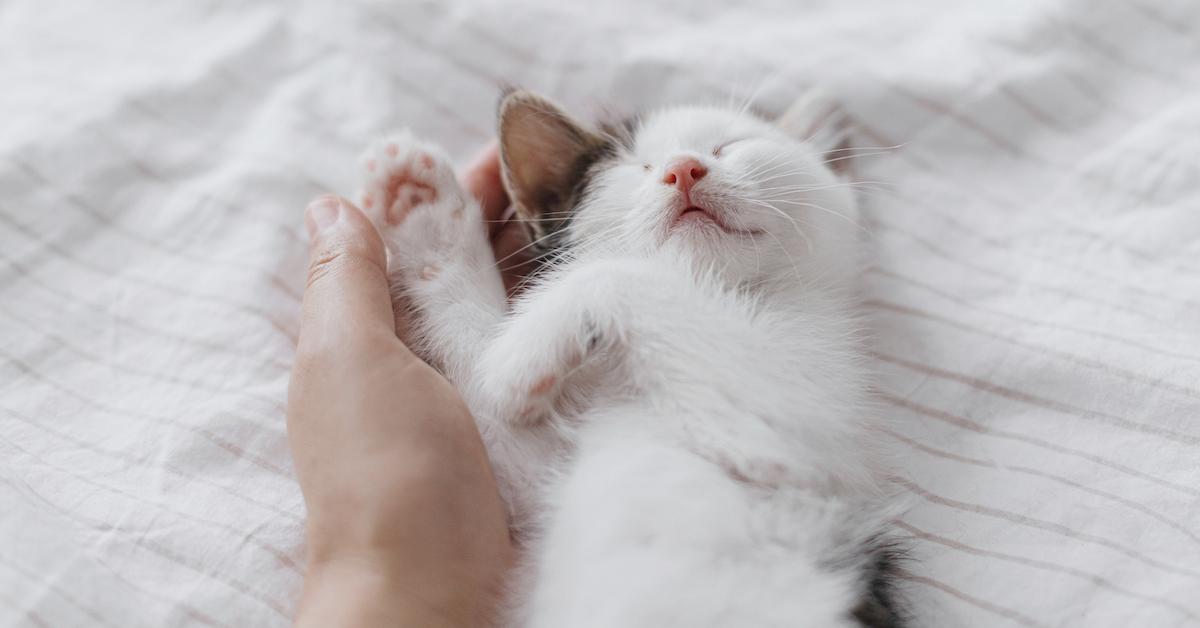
[289,142,529,628]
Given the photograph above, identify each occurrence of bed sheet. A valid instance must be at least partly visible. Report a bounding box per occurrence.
[1,1,1198,625]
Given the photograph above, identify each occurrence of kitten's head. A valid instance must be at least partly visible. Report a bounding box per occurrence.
[498,89,860,286]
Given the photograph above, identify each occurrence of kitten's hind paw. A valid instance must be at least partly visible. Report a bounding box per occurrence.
[357,131,487,286]
[359,131,462,227]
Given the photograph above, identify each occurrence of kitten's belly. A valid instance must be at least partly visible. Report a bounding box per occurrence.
[508,261,879,626]
[523,416,861,628]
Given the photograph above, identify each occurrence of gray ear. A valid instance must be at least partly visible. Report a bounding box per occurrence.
[777,89,853,176]
[497,89,610,251]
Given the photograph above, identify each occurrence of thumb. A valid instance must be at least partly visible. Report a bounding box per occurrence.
[298,195,407,360]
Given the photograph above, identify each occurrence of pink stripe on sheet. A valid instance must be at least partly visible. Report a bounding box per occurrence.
[0,449,285,625]
[871,218,1183,327]
[881,82,1034,161]
[0,551,119,628]
[0,589,52,628]
[875,351,1200,446]
[867,299,1200,401]
[885,429,1200,548]
[868,266,1200,364]
[857,115,1200,286]
[0,247,292,375]
[0,406,300,522]
[898,571,1048,628]
[881,394,1200,500]
[0,303,285,410]
[876,188,1200,311]
[0,205,299,344]
[896,478,1200,580]
[1052,15,1194,84]
[996,84,1078,135]
[4,156,305,307]
[0,424,301,575]
[0,352,289,478]
[895,521,1198,621]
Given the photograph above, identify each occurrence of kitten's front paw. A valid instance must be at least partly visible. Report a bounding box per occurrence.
[514,373,564,424]
[478,329,592,426]
[358,131,485,284]
[488,366,576,426]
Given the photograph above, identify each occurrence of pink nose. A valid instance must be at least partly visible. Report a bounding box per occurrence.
[662,157,708,194]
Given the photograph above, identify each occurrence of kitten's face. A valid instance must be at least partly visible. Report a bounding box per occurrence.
[573,106,855,280]
[498,92,858,286]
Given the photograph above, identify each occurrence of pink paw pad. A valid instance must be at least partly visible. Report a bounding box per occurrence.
[385,201,409,225]
[529,374,557,397]
[406,186,435,205]
[380,179,438,225]
[362,137,461,232]
[419,265,440,281]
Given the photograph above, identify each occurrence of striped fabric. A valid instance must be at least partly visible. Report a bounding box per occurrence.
[1,1,1197,626]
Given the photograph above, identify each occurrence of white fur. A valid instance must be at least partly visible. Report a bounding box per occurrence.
[359,99,895,627]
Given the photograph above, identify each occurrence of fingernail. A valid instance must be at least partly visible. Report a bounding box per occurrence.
[305,196,341,239]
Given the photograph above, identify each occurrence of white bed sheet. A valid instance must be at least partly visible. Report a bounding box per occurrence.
[2,1,1198,626]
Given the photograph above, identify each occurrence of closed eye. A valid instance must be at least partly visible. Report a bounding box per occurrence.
[712,138,748,157]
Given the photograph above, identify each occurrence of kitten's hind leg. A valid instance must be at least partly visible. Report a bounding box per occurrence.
[357,131,506,385]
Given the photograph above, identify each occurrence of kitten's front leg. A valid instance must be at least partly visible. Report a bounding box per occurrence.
[473,264,627,426]
[357,131,506,385]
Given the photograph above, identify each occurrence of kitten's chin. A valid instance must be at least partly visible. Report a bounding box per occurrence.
[667,203,763,238]
[665,216,726,248]
[671,207,724,235]
[676,206,717,225]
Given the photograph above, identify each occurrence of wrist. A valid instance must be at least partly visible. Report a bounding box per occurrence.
[295,556,469,628]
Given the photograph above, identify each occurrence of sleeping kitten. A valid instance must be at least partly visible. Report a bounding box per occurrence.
[356,89,905,628]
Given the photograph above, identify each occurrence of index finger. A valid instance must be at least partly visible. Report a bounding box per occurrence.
[459,140,511,237]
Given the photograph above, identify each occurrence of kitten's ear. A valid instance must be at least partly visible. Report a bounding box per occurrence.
[497,89,610,250]
[777,89,853,176]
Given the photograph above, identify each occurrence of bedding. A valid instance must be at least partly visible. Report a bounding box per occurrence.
[1,1,1198,625]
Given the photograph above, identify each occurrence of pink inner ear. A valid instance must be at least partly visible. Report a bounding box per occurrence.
[777,91,846,145]
[804,107,839,140]
[776,92,855,177]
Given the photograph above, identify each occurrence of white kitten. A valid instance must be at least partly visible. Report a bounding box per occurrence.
[357,89,905,628]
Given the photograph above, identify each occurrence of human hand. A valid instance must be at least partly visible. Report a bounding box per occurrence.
[460,140,535,296]
[288,185,514,626]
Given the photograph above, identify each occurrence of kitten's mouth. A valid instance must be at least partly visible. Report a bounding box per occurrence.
[672,204,762,236]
